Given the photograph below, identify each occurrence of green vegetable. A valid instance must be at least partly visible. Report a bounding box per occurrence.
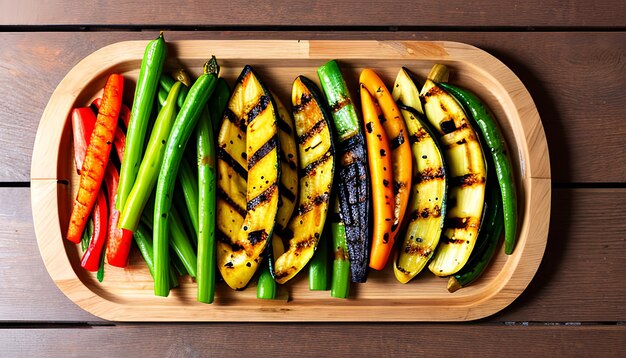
[153,57,220,297]
[309,227,329,291]
[178,156,199,236]
[81,219,93,252]
[330,199,349,298]
[158,87,168,107]
[197,107,217,304]
[438,82,518,255]
[169,207,198,278]
[133,224,179,288]
[208,78,230,133]
[119,81,182,232]
[97,246,106,282]
[117,32,167,211]
[159,74,176,92]
[318,60,370,283]
[257,263,277,299]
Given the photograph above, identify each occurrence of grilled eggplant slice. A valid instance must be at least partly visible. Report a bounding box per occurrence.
[421,64,487,277]
[318,60,370,283]
[273,76,335,284]
[216,65,280,289]
[392,67,447,283]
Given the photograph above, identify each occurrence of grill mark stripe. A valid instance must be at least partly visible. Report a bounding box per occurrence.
[279,182,296,202]
[217,229,233,244]
[297,192,330,216]
[390,131,406,150]
[413,167,445,185]
[297,119,326,145]
[217,188,247,217]
[444,217,480,229]
[451,173,486,187]
[293,93,313,113]
[330,97,351,113]
[218,147,248,180]
[278,116,293,135]
[246,95,270,125]
[248,136,278,169]
[300,149,332,177]
[247,183,278,212]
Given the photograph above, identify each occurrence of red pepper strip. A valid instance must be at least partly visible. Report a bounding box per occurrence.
[81,190,108,271]
[71,108,97,173]
[67,74,123,244]
[103,163,133,267]
[92,98,131,130]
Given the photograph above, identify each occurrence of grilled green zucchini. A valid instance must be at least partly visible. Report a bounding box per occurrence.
[273,76,335,284]
[421,64,487,277]
[216,65,280,289]
[391,68,448,283]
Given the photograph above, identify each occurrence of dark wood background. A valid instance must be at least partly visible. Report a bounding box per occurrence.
[1,1,625,356]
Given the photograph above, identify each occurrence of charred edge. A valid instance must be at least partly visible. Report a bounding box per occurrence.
[247,184,278,212]
[295,235,317,252]
[451,173,486,187]
[281,226,295,241]
[444,217,477,230]
[297,119,326,145]
[409,127,428,144]
[423,84,445,99]
[293,92,314,113]
[298,192,330,216]
[247,229,268,246]
[246,95,270,125]
[279,182,296,202]
[390,131,406,150]
[248,136,277,169]
[278,115,293,135]
[440,234,466,245]
[440,120,456,134]
[403,241,433,257]
[217,188,247,217]
[218,147,248,180]
[238,66,253,84]
[300,149,332,177]
[409,205,442,221]
[216,229,234,244]
[330,96,351,113]
[413,167,445,185]
[334,247,349,261]
[393,180,407,195]
[223,107,241,128]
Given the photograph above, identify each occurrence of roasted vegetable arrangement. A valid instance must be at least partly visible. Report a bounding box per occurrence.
[66,33,519,302]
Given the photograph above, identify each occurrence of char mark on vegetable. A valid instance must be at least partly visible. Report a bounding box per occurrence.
[297,192,330,216]
[440,234,467,245]
[293,93,313,113]
[297,119,327,145]
[444,216,479,230]
[451,173,485,187]
[217,189,247,217]
[330,97,352,113]
[278,115,293,135]
[279,182,296,202]
[403,242,432,256]
[409,127,428,144]
[218,147,248,180]
[413,167,445,184]
[246,95,270,125]
[409,205,442,221]
[247,229,268,246]
[247,136,277,169]
[389,130,406,150]
[300,149,332,178]
[247,184,278,212]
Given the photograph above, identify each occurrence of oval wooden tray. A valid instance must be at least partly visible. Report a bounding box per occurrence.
[31,40,550,322]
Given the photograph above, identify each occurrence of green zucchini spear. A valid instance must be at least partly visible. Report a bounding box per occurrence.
[317,60,370,283]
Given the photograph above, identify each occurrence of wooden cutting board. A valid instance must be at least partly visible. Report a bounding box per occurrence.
[31,39,550,321]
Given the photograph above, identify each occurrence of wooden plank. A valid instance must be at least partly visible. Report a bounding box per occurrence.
[2,31,625,183]
[2,324,625,357]
[1,187,624,322]
[1,0,625,27]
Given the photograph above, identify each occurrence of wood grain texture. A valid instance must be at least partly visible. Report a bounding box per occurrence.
[1,0,625,27]
[1,31,624,183]
[1,188,624,322]
[2,324,625,357]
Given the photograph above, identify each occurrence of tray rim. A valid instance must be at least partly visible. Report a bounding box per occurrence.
[31,39,551,322]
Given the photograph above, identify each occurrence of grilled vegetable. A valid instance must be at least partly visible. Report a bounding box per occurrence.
[208,78,231,133]
[197,106,217,304]
[438,83,518,255]
[391,68,448,283]
[421,64,487,277]
[359,69,412,270]
[309,225,329,290]
[318,60,369,283]
[257,263,277,299]
[448,183,503,292]
[216,65,280,290]
[80,190,107,272]
[133,223,179,288]
[67,74,123,244]
[178,156,200,236]
[359,85,394,270]
[153,57,219,296]
[268,93,299,279]
[117,32,166,212]
[330,198,350,298]
[272,76,334,284]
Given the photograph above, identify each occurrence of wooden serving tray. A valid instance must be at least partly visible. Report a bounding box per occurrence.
[31,40,550,322]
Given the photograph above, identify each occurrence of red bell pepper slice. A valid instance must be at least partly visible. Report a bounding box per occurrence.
[71,108,97,173]
[103,162,133,267]
[81,190,108,271]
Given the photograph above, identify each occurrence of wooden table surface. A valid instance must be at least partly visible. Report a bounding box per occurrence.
[1,1,625,356]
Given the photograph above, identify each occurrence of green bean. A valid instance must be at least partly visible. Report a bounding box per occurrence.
[257,264,277,300]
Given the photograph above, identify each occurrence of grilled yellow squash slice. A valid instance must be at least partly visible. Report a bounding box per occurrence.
[269,93,299,272]
[391,67,448,283]
[216,65,280,289]
[273,76,335,284]
[421,64,487,277]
